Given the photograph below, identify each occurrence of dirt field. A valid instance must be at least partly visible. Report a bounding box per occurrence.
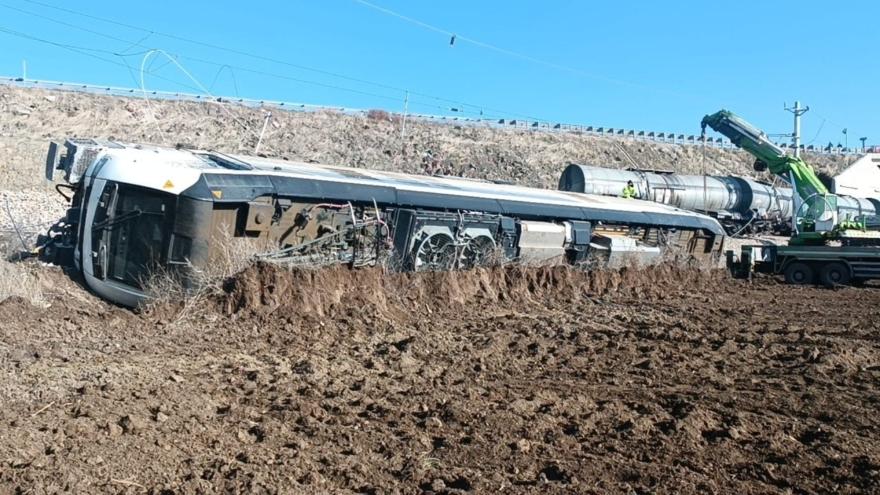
[1,263,878,494]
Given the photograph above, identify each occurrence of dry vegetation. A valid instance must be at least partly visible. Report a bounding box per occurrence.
[142,229,267,320]
[0,84,853,193]
[0,259,45,307]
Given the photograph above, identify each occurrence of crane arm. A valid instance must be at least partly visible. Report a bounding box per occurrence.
[700,109,829,201]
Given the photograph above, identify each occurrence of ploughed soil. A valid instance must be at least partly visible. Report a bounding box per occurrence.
[1,263,879,494]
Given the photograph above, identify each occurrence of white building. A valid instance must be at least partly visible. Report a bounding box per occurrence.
[833,154,880,199]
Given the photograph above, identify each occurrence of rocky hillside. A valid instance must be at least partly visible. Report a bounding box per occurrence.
[1,85,853,189]
[0,84,855,241]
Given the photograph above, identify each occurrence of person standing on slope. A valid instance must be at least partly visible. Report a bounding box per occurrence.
[621,180,637,199]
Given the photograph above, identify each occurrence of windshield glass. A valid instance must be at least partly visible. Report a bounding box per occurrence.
[104,185,173,287]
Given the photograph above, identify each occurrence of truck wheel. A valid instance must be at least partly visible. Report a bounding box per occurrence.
[819,262,851,287]
[784,262,814,285]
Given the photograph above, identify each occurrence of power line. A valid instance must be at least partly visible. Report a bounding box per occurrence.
[18,0,549,121]
[0,21,495,120]
[209,65,239,96]
[139,49,267,144]
[0,2,135,47]
[178,54,415,107]
[811,111,862,147]
[351,0,700,99]
[1,2,517,119]
[174,54,513,117]
[0,25,203,93]
[1,1,173,87]
[0,3,430,109]
[805,117,826,145]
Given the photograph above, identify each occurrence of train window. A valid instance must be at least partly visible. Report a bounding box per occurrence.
[103,185,174,288]
[90,182,117,279]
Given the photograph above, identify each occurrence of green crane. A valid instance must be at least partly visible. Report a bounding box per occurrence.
[701,109,869,245]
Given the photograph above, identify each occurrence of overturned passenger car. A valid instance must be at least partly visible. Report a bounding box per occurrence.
[41,139,725,306]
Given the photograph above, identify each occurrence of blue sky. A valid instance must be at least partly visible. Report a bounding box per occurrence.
[1,0,877,148]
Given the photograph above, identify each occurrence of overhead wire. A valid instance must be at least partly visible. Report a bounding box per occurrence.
[0,25,203,93]
[139,49,267,144]
[137,50,169,143]
[804,116,826,146]
[209,65,239,96]
[0,2,135,46]
[18,0,549,121]
[0,13,424,113]
[350,0,706,101]
[0,24,488,120]
[175,53,494,115]
[1,2,510,119]
[811,111,861,148]
[0,24,510,155]
[0,20,265,146]
[0,24,259,145]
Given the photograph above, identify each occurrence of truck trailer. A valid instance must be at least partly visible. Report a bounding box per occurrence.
[730,244,880,286]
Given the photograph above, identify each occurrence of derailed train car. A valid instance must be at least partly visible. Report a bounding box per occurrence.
[42,139,725,307]
[559,164,880,235]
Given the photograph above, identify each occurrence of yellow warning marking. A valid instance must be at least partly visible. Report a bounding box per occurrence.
[211,190,223,199]
[162,180,174,189]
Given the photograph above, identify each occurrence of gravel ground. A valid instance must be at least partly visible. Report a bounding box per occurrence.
[0,189,65,253]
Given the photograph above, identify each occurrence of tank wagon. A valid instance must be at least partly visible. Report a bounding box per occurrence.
[559,164,879,235]
[41,139,725,307]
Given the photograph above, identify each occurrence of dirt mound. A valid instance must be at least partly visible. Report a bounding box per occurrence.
[221,262,722,317]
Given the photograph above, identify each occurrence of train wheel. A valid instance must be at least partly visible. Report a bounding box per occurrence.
[459,236,496,269]
[413,233,456,271]
[819,262,851,288]
[784,262,814,285]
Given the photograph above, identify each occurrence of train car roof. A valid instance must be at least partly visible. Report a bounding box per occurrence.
[91,143,726,235]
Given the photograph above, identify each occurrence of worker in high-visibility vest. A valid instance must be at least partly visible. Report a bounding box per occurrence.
[621,180,637,199]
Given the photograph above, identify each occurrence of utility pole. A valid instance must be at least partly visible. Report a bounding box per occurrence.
[785,101,809,157]
[860,137,867,151]
[400,91,409,139]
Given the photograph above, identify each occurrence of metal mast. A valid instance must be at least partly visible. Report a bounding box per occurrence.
[785,101,809,157]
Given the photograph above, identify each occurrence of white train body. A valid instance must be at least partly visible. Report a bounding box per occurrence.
[44,139,725,306]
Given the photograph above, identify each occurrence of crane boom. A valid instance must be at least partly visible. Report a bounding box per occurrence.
[701,109,838,243]
[700,109,829,200]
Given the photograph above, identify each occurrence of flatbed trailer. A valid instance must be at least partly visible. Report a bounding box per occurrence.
[729,244,880,286]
